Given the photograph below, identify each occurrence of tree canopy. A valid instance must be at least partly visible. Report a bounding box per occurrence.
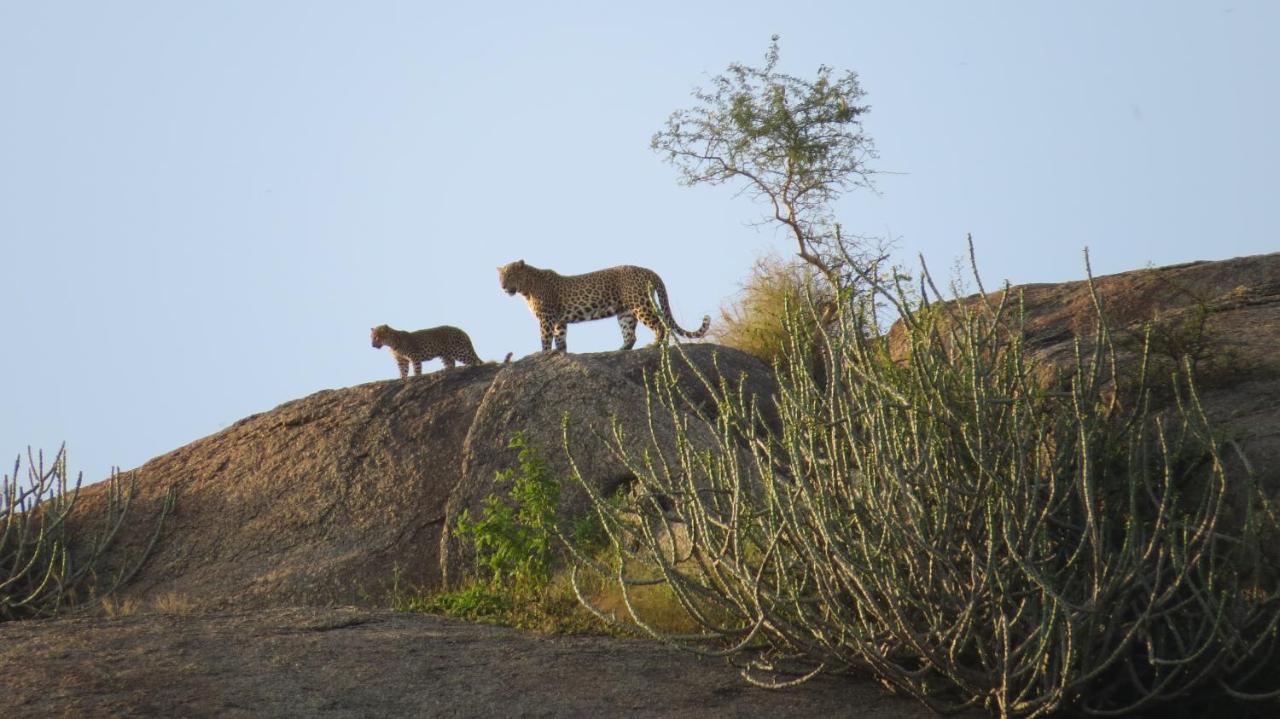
[652,36,878,289]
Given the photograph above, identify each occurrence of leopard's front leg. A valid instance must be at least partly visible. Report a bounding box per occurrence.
[537,317,556,352]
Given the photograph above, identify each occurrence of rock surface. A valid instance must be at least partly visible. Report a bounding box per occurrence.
[73,344,776,610]
[0,606,953,719]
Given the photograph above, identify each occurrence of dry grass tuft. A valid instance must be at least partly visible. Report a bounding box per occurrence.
[100,595,142,619]
[150,592,196,616]
[587,577,700,635]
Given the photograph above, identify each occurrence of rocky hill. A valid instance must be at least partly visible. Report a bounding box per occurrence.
[75,344,776,610]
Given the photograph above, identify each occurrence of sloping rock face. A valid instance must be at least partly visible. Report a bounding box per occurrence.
[891,252,1280,487]
[79,345,776,610]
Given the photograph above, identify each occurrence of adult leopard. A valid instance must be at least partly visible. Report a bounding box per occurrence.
[497,260,710,352]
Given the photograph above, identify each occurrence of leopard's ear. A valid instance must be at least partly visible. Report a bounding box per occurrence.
[517,259,525,267]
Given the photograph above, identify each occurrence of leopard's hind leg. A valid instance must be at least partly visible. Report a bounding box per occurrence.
[617,311,638,350]
[634,305,667,347]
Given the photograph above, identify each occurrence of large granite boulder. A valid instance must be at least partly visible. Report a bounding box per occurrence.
[73,344,776,609]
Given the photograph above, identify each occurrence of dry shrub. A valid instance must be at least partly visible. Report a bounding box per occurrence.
[580,559,702,636]
[710,253,834,365]
[150,592,195,616]
[100,595,142,619]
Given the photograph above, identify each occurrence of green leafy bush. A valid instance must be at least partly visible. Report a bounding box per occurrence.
[455,432,560,592]
[396,582,511,622]
[568,254,1280,718]
[397,432,607,633]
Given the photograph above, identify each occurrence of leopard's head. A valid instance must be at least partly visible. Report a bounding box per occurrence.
[497,260,527,296]
[371,325,390,349]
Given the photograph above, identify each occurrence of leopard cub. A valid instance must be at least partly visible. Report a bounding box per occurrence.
[370,324,483,378]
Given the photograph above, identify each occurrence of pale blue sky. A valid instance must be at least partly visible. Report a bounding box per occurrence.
[3,1,1276,483]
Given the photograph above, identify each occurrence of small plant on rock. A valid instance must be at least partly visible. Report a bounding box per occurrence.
[456,431,560,593]
[398,432,607,632]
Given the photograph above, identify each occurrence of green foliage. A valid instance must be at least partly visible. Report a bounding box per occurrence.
[397,583,510,622]
[2,445,175,622]
[399,432,608,634]
[568,509,608,555]
[652,35,879,287]
[568,249,1280,718]
[456,432,560,591]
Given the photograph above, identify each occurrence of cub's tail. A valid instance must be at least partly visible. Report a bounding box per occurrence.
[484,351,515,365]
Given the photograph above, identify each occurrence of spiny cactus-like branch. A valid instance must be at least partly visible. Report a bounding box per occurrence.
[1,446,176,621]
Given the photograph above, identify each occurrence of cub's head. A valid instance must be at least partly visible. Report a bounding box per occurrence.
[370,324,391,349]
[497,259,528,296]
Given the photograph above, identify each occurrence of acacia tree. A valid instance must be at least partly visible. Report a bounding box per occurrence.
[652,35,879,291]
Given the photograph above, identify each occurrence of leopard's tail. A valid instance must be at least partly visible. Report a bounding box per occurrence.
[652,280,710,339]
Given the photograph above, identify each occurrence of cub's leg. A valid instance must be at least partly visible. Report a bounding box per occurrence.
[396,357,410,379]
[442,357,456,369]
[413,359,423,375]
[617,311,638,350]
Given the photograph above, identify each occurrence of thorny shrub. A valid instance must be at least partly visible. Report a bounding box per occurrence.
[567,253,1280,718]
